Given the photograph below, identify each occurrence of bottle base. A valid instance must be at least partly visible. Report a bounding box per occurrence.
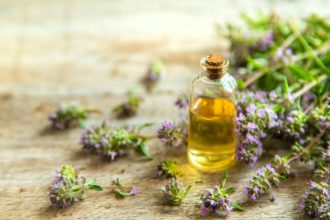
[188,149,236,173]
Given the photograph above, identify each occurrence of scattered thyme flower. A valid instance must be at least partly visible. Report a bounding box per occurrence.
[301,181,329,218]
[254,30,274,51]
[110,178,139,198]
[81,121,152,161]
[48,103,87,130]
[156,160,178,179]
[142,59,164,91]
[161,178,191,206]
[200,171,244,216]
[157,121,187,148]
[113,93,143,118]
[47,165,103,208]
[174,94,189,109]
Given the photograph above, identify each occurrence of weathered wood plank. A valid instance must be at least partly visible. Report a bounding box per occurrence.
[1,0,329,219]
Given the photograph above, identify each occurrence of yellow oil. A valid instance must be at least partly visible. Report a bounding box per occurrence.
[188,97,237,172]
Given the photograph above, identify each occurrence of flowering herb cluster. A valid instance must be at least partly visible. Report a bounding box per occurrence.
[142,59,164,91]
[157,121,187,148]
[235,91,279,166]
[47,165,103,208]
[156,160,178,179]
[110,178,139,198]
[161,178,191,206]
[301,181,329,219]
[81,121,152,161]
[113,93,143,118]
[199,171,244,216]
[48,103,88,130]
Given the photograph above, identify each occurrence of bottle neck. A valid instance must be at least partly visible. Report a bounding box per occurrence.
[202,68,226,80]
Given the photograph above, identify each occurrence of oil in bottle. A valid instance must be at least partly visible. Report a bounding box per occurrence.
[188,54,237,172]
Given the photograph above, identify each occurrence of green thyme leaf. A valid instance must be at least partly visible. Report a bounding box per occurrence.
[224,187,235,194]
[136,141,153,159]
[288,65,315,81]
[232,202,245,211]
[221,170,227,188]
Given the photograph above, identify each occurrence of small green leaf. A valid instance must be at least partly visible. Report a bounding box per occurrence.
[237,79,245,90]
[224,187,235,194]
[283,77,290,96]
[114,189,130,198]
[288,65,315,81]
[85,180,103,191]
[86,184,103,191]
[232,202,245,211]
[221,170,227,188]
[272,105,283,113]
[136,141,153,159]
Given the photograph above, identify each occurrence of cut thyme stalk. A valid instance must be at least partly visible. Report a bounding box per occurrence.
[199,171,245,216]
[113,92,143,118]
[48,103,100,130]
[161,178,191,206]
[142,59,165,92]
[47,165,103,208]
[110,178,139,198]
[80,121,153,161]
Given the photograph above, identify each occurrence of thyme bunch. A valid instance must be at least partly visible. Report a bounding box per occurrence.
[161,178,191,206]
[47,165,103,208]
[81,121,153,161]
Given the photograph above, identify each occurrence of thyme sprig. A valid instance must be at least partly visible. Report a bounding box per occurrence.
[47,165,103,208]
[110,178,139,198]
[81,121,153,161]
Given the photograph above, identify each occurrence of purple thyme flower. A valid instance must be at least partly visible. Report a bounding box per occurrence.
[255,31,274,51]
[129,186,139,196]
[142,59,164,91]
[235,91,280,166]
[273,47,296,65]
[175,96,189,109]
[280,109,307,141]
[48,103,87,130]
[301,181,329,218]
[157,121,187,148]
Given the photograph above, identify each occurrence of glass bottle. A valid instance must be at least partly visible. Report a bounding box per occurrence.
[188,54,237,172]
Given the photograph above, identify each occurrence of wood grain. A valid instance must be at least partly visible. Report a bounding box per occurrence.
[0,0,329,219]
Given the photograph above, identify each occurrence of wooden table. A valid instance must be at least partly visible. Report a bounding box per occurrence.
[1,0,329,219]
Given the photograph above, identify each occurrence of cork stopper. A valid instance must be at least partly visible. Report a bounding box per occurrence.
[200,54,229,79]
[205,54,225,68]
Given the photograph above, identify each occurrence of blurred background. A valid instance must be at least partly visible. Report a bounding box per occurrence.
[1,0,330,96]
